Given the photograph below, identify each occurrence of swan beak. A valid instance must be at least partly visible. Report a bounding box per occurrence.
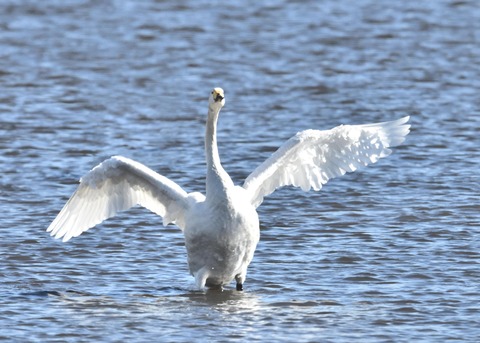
[212,88,225,102]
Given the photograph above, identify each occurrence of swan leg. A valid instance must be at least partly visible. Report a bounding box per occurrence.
[235,274,245,291]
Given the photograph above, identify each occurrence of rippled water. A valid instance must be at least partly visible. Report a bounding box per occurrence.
[1,0,479,341]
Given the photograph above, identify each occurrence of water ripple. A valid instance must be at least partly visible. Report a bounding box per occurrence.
[1,0,480,341]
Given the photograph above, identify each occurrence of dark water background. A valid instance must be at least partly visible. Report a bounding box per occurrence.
[1,0,479,341]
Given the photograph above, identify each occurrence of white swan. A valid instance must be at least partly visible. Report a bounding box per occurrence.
[47,88,410,291]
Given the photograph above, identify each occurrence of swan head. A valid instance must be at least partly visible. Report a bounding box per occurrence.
[209,87,225,108]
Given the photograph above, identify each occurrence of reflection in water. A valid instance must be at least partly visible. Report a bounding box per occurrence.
[186,288,261,309]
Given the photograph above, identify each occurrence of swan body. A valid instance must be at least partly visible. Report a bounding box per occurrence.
[47,88,410,290]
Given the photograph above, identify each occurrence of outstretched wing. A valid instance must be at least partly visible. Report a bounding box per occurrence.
[243,116,410,208]
[47,155,189,242]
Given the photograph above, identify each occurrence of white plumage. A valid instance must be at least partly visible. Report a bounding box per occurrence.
[47,88,410,290]
[243,117,410,207]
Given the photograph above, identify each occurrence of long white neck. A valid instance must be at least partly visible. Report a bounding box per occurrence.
[205,104,233,199]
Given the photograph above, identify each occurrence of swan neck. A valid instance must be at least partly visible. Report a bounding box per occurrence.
[205,105,232,197]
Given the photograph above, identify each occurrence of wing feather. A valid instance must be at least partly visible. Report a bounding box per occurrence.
[47,155,189,241]
[243,116,410,207]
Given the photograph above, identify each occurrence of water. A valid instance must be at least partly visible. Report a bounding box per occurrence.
[1,0,479,341]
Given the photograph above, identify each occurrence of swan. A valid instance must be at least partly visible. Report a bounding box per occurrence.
[47,87,410,291]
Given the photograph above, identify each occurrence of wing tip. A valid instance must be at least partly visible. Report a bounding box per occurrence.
[383,115,411,147]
